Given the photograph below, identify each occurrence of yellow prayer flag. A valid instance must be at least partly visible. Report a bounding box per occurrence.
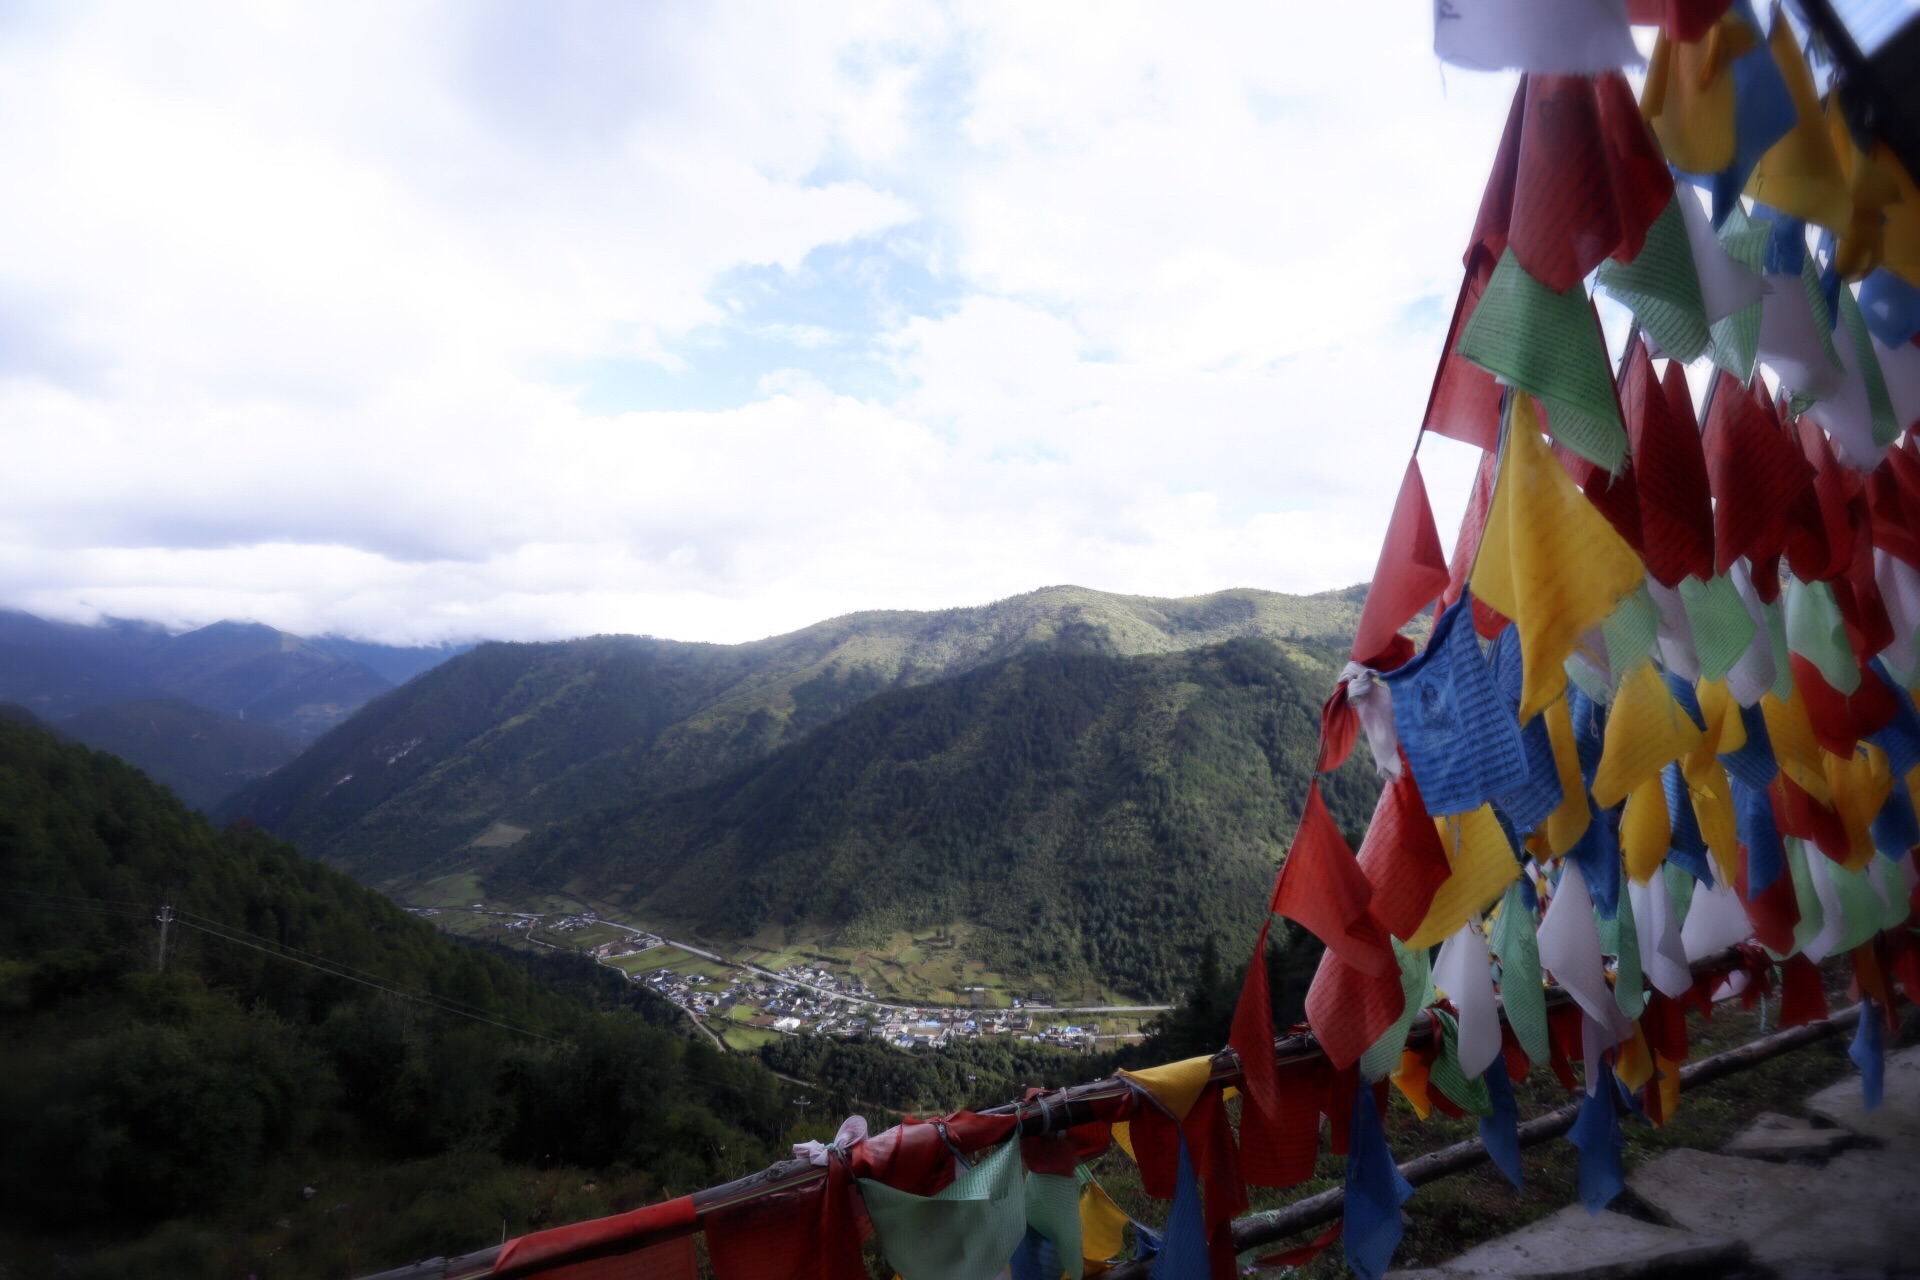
[1825,746,1890,872]
[1643,22,1744,176]
[1392,1047,1433,1120]
[1761,686,1833,804]
[1080,1179,1131,1265]
[1828,95,1900,279]
[1615,1022,1657,1093]
[1744,16,1852,232]
[1407,806,1522,951]
[1880,144,1920,289]
[1591,660,1706,809]
[1621,772,1672,884]
[1682,745,1741,887]
[1542,693,1592,856]
[1654,1053,1682,1125]
[1473,395,1645,722]
[1117,1055,1213,1121]
[1695,678,1746,756]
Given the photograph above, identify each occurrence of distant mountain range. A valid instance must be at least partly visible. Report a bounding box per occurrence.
[0,609,469,809]
[221,584,1379,997]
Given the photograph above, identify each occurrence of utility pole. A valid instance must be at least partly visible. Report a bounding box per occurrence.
[155,901,175,973]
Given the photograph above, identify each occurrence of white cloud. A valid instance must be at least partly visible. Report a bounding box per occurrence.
[0,0,1517,645]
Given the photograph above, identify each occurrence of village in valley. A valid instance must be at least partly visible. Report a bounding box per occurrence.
[402,886,1157,1054]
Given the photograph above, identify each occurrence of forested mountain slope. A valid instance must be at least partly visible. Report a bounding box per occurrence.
[490,636,1381,999]
[0,715,787,1278]
[225,585,1368,884]
[59,696,303,810]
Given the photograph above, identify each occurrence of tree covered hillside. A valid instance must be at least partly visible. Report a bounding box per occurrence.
[223,585,1368,884]
[490,637,1380,999]
[0,716,787,1278]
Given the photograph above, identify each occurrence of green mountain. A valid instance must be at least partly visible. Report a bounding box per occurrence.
[225,585,1369,887]
[0,713,790,1278]
[59,697,303,811]
[490,637,1381,999]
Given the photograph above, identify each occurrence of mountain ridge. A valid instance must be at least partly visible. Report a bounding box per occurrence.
[223,584,1371,883]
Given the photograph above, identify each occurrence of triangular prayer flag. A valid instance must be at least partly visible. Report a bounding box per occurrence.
[1305,945,1407,1073]
[1270,782,1395,978]
[1408,805,1524,951]
[1490,880,1551,1065]
[1567,1069,1626,1214]
[1228,920,1289,1189]
[1708,202,1770,380]
[1624,346,1716,587]
[1643,15,1746,175]
[1457,252,1628,471]
[1473,394,1645,721]
[1355,770,1453,943]
[1591,659,1708,809]
[1743,15,1852,233]
[1703,370,1813,576]
[1423,253,1504,452]
[1148,1140,1208,1280]
[1352,459,1451,667]
[1597,196,1711,363]
[1851,997,1886,1112]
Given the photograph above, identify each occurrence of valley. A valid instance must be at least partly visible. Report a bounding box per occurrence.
[397,874,1169,1054]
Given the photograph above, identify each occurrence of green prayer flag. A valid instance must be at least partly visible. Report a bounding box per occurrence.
[1837,288,1899,448]
[1598,881,1646,1021]
[1787,839,1824,958]
[1489,881,1550,1067]
[1709,205,1768,382]
[1596,197,1711,363]
[1458,248,1628,472]
[1665,861,1697,926]
[1427,1010,1494,1117]
[1799,254,1844,378]
[1603,584,1661,684]
[1360,939,1433,1082]
[1785,576,1860,695]
[1679,575,1757,684]
[1829,859,1885,953]
[861,1139,1027,1280]
[1873,858,1911,931]
[1761,592,1794,701]
[1024,1171,1083,1280]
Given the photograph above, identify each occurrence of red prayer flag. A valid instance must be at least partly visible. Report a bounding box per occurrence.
[1554,429,1644,555]
[1770,773,1854,863]
[1787,654,1897,758]
[1354,767,1452,943]
[1777,953,1830,1028]
[1317,682,1360,774]
[1835,520,1896,660]
[1228,919,1288,1184]
[1352,459,1451,667]
[1271,782,1394,978]
[1254,1222,1343,1270]
[1244,1054,1328,1189]
[1736,842,1802,956]
[1627,0,1733,41]
[1470,74,1669,293]
[495,1196,699,1280]
[1304,946,1406,1072]
[1422,253,1504,451]
[704,1170,865,1280]
[1868,457,1920,570]
[1704,372,1814,575]
[1631,348,1716,586]
[1441,444,1512,638]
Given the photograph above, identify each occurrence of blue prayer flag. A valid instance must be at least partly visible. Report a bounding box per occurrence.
[1149,1140,1208,1280]
[1568,1076,1625,1215]
[1343,1085,1413,1280]
[1852,1001,1886,1113]
[1383,596,1530,817]
[1480,1064,1524,1191]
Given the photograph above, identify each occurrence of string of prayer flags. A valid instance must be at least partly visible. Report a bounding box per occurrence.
[1457,251,1628,471]
[1351,459,1451,667]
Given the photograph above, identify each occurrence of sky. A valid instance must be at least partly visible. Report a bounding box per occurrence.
[0,1,1536,646]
